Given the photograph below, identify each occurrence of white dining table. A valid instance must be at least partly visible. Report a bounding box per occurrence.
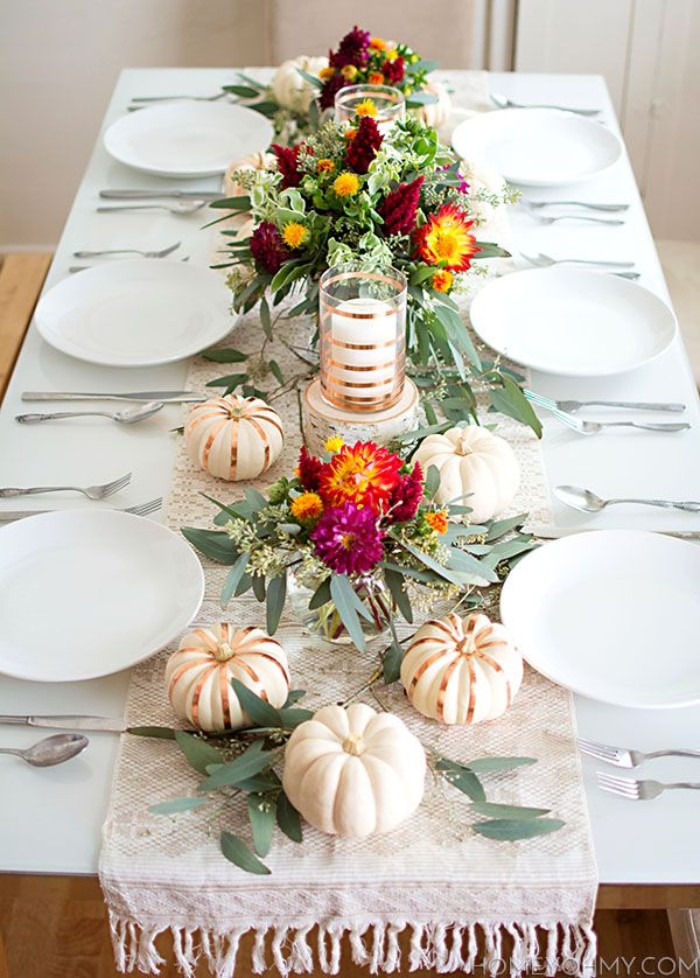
[1,68,699,906]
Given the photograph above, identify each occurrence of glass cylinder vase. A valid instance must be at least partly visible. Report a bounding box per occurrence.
[288,569,393,646]
[334,84,406,134]
[319,266,407,413]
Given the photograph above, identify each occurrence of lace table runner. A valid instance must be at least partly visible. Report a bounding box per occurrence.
[99,70,598,978]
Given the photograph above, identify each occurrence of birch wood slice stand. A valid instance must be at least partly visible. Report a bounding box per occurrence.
[302,378,420,453]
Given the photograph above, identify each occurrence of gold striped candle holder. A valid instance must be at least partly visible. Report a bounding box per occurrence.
[334,84,406,133]
[319,267,407,413]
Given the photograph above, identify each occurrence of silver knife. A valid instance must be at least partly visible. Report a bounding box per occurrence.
[525,524,700,541]
[22,391,207,403]
[100,190,222,201]
[0,714,126,732]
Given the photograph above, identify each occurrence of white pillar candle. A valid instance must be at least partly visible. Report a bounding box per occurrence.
[327,297,399,407]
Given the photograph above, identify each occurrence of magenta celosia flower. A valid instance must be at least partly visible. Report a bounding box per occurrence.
[329,26,371,69]
[387,462,424,523]
[345,116,383,174]
[249,222,292,275]
[296,445,324,492]
[311,502,384,575]
[379,176,424,236]
[273,143,302,189]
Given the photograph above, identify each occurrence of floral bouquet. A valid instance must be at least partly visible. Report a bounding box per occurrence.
[183,438,534,659]
[222,26,449,141]
[208,108,539,433]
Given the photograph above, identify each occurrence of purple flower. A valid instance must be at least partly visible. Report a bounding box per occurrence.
[311,502,384,575]
[329,26,371,69]
[440,163,470,194]
[249,221,292,275]
[387,462,424,523]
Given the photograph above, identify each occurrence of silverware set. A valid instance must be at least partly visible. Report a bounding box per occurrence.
[524,390,690,435]
[578,738,700,801]
[0,498,162,522]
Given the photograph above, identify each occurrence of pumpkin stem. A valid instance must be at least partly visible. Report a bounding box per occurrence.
[455,433,472,456]
[212,641,235,663]
[342,733,365,756]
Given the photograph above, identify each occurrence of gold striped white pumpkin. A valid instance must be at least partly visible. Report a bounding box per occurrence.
[165,623,290,732]
[400,612,523,725]
[282,703,426,838]
[185,394,284,482]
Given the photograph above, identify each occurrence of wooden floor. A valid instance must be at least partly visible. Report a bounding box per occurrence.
[0,875,680,978]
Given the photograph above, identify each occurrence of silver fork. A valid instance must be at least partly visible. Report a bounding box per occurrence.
[0,472,132,500]
[521,252,634,270]
[525,212,625,227]
[129,93,227,103]
[524,389,686,414]
[523,398,689,435]
[520,199,629,212]
[597,772,700,800]
[0,498,162,523]
[96,202,207,216]
[72,242,180,259]
[579,738,700,768]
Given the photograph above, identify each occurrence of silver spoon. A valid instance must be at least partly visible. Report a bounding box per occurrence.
[15,401,164,426]
[490,92,600,116]
[555,484,700,514]
[96,201,208,215]
[0,733,89,767]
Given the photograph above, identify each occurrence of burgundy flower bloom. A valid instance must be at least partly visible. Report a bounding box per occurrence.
[296,445,324,492]
[387,462,424,523]
[249,222,292,275]
[345,116,383,174]
[311,502,384,575]
[318,72,344,110]
[378,176,424,236]
[329,26,371,69]
[273,143,302,189]
[382,56,405,85]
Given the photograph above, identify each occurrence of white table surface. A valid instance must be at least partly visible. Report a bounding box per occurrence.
[1,68,699,887]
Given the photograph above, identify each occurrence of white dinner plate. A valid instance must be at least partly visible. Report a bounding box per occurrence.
[104,102,274,178]
[468,268,676,377]
[451,108,621,186]
[0,511,204,682]
[34,260,236,367]
[500,531,700,709]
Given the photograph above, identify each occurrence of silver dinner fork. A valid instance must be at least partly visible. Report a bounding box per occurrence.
[597,772,700,800]
[129,92,227,103]
[579,738,700,768]
[96,202,207,216]
[0,472,132,499]
[521,252,634,270]
[72,242,180,259]
[524,211,625,227]
[523,397,689,435]
[0,498,162,522]
[524,389,686,414]
[520,199,629,212]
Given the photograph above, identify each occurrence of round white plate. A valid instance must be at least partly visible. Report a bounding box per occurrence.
[500,531,700,709]
[452,108,621,186]
[0,511,204,682]
[104,101,274,178]
[469,268,676,377]
[35,260,236,367]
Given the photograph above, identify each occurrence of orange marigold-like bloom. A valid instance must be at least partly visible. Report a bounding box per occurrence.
[413,203,481,272]
[317,158,335,174]
[341,64,358,81]
[318,441,403,513]
[343,128,357,141]
[432,269,454,292]
[367,72,385,86]
[355,98,378,117]
[425,510,449,535]
[333,172,360,197]
[290,492,323,522]
[369,36,387,50]
[319,66,336,80]
[282,222,309,249]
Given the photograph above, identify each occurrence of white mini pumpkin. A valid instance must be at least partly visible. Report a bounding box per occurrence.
[401,612,523,725]
[416,80,452,130]
[185,394,284,482]
[165,623,290,732]
[282,703,426,838]
[413,425,519,523]
[271,56,329,113]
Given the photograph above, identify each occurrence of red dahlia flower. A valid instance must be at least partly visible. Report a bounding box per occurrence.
[378,176,424,236]
[311,502,384,575]
[345,116,383,174]
[318,440,402,512]
[329,26,371,69]
[273,143,302,189]
[413,202,480,272]
[249,222,292,275]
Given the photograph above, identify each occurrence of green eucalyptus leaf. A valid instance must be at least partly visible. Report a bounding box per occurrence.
[174,731,225,775]
[225,84,262,99]
[200,740,272,791]
[252,574,266,602]
[202,348,248,363]
[220,830,271,874]
[283,689,307,707]
[382,639,404,684]
[470,801,551,820]
[234,769,282,793]
[127,726,177,740]
[205,373,249,392]
[231,678,283,728]
[277,706,314,728]
[266,573,287,634]
[485,514,528,541]
[221,553,249,607]
[437,759,486,801]
[490,375,543,438]
[260,296,272,340]
[424,464,440,500]
[466,757,537,774]
[149,796,208,815]
[308,577,332,610]
[330,575,366,651]
[296,67,323,89]
[269,359,284,384]
[383,567,413,623]
[247,794,276,857]
[181,527,240,564]
[276,791,303,842]
[473,818,565,841]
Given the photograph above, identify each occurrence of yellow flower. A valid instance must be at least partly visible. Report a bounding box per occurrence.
[369,37,387,50]
[355,98,378,118]
[414,204,479,272]
[282,222,309,249]
[432,270,454,293]
[316,158,335,175]
[290,492,323,522]
[341,65,358,81]
[319,66,335,81]
[324,435,344,454]
[385,48,399,61]
[425,511,449,535]
[333,172,360,197]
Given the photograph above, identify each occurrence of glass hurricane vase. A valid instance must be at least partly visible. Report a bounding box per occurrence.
[288,568,393,646]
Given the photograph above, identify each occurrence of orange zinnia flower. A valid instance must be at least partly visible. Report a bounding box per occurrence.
[432,269,453,293]
[425,510,449,535]
[317,158,335,175]
[368,72,385,86]
[413,203,480,272]
[290,492,323,522]
[318,441,402,512]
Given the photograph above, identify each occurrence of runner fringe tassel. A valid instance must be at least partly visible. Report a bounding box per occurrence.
[108,914,598,978]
